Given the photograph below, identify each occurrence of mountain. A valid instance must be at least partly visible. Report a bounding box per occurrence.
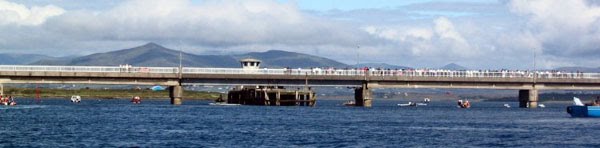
[352,63,412,69]
[441,63,468,70]
[30,43,239,67]
[29,43,349,68]
[555,67,600,73]
[0,53,58,65]
[234,50,348,68]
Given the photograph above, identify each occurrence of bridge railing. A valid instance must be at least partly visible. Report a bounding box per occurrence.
[0,65,178,73]
[182,68,369,76]
[0,65,122,72]
[1,65,600,79]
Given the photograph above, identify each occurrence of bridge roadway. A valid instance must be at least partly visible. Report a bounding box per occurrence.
[1,65,600,107]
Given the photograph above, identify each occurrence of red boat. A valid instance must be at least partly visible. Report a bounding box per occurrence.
[131,96,142,104]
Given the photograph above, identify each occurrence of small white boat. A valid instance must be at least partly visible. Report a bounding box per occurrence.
[71,95,81,103]
[423,98,431,103]
[209,102,240,106]
[457,100,471,108]
[504,104,511,108]
[538,104,545,108]
[343,100,355,106]
[398,103,415,107]
[416,103,428,106]
[398,102,426,107]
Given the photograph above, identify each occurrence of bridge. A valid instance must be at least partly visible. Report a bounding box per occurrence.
[1,65,600,107]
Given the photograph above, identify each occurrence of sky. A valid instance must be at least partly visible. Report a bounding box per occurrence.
[1,0,599,69]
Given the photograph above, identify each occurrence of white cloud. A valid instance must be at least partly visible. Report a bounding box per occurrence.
[43,0,363,47]
[509,0,600,57]
[1,0,600,70]
[0,0,370,59]
[0,0,64,26]
[433,17,474,57]
[364,17,477,58]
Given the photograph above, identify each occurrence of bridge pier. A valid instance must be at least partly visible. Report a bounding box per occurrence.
[354,83,372,107]
[169,85,183,105]
[518,89,538,108]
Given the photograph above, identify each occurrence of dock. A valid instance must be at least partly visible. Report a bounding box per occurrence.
[227,86,316,106]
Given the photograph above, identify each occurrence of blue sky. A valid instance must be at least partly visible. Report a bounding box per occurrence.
[10,0,498,11]
[283,0,426,11]
[1,0,599,69]
[282,0,498,11]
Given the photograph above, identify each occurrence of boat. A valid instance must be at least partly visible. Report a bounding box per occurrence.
[504,104,511,108]
[398,102,416,107]
[415,103,428,106]
[71,95,81,103]
[1,96,16,106]
[567,97,600,117]
[150,85,165,91]
[398,102,427,107]
[457,100,471,108]
[209,102,241,106]
[131,96,142,104]
[538,104,545,108]
[423,98,431,103]
[343,100,355,106]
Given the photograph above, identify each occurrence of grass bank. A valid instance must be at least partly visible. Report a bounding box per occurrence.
[2,87,223,100]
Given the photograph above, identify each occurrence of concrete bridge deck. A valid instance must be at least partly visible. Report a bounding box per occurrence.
[1,65,600,107]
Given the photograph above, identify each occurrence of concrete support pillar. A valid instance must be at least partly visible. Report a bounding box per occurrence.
[518,89,538,108]
[169,85,183,105]
[354,83,372,107]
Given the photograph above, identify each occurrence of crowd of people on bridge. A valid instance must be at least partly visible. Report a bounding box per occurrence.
[112,64,593,79]
[280,66,590,79]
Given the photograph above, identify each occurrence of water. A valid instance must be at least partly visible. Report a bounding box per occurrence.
[1,98,599,147]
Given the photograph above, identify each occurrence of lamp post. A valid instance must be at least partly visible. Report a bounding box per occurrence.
[178,44,183,80]
[533,48,537,84]
[356,45,360,66]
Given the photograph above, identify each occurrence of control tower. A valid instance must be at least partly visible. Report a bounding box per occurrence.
[240,58,261,70]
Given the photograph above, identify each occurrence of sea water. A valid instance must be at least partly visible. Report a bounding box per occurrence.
[0,98,599,147]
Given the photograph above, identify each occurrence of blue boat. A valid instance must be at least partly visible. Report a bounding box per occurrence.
[150,85,165,91]
[567,106,600,117]
[566,97,600,117]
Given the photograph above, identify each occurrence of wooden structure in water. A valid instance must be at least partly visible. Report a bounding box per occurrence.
[227,86,316,106]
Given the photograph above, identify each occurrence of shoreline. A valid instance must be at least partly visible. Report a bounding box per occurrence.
[2,87,222,100]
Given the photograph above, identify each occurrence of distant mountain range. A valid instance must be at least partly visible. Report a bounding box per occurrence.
[28,43,348,68]
[0,54,57,65]
[4,43,597,71]
[441,63,468,70]
[554,67,600,73]
[233,49,347,68]
[352,63,412,69]
[32,43,240,67]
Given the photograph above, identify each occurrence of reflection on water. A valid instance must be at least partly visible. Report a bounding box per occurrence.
[0,98,598,147]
